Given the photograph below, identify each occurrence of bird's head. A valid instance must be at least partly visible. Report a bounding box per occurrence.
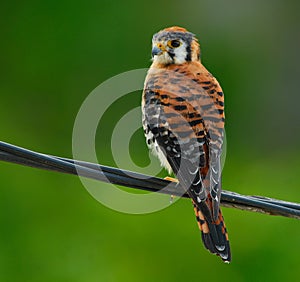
[151,26,200,65]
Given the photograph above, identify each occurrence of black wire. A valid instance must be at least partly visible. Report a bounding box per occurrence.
[0,141,299,219]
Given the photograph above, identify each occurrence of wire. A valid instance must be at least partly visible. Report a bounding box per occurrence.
[0,141,299,219]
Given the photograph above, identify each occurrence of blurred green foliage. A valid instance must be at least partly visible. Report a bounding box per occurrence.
[0,0,300,281]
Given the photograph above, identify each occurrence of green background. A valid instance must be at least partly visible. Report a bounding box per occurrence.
[1,0,299,281]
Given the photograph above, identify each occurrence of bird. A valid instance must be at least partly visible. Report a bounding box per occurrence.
[142,26,231,262]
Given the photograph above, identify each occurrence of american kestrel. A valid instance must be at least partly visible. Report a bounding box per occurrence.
[142,26,231,262]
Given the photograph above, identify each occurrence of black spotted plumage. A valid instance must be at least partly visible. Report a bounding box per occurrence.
[142,26,231,262]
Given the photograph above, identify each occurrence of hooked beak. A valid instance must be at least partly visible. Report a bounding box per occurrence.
[151,43,165,57]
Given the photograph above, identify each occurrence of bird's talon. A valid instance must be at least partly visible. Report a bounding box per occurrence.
[164,176,179,183]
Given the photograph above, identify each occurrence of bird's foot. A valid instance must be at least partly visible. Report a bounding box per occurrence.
[164,176,179,183]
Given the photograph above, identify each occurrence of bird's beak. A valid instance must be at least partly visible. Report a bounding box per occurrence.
[152,43,165,57]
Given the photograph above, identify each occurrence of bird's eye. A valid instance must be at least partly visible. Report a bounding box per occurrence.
[168,40,181,48]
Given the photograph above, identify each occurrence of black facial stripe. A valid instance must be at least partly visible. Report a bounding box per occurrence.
[185,45,191,61]
[167,51,175,63]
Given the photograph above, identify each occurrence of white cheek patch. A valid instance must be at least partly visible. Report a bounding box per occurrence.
[173,43,188,64]
[152,42,188,65]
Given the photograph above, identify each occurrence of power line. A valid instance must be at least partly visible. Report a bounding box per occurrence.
[0,141,299,219]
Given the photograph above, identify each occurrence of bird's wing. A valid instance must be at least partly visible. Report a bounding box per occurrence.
[143,62,225,220]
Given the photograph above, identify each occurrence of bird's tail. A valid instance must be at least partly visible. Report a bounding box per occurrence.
[192,199,231,263]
